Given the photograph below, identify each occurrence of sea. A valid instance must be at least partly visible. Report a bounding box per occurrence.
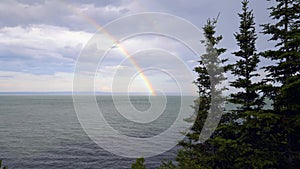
[0,95,197,169]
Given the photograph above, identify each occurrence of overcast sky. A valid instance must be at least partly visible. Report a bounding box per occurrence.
[0,0,276,94]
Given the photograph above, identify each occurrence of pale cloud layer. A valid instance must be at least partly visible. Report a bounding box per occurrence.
[0,0,276,93]
[0,71,73,91]
[0,25,92,75]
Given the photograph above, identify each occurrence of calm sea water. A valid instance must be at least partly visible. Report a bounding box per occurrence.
[0,95,195,169]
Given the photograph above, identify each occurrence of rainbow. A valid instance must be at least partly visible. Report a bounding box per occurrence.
[63,2,156,96]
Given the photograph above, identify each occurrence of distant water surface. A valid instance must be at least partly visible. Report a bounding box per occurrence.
[0,95,195,169]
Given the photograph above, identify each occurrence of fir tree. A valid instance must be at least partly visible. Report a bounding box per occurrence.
[225,1,281,168]
[156,1,300,168]
[228,0,264,111]
[261,0,300,167]
[175,16,227,169]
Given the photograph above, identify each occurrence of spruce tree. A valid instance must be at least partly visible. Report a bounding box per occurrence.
[261,0,300,167]
[228,0,264,111]
[158,1,300,168]
[175,17,227,169]
[225,1,281,168]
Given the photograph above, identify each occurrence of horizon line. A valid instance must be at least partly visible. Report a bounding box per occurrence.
[0,91,197,96]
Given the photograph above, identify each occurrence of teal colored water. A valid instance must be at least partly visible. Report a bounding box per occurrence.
[0,95,193,169]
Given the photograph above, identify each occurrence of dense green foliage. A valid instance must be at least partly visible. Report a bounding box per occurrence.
[229,0,265,111]
[133,0,299,168]
[132,158,146,169]
[172,0,299,168]
[175,15,227,169]
[223,0,277,168]
[260,0,300,167]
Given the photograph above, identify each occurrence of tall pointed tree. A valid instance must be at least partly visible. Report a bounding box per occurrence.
[157,1,299,168]
[175,17,227,169]
[261,0,300,167]
[225,1,281,168]
[228,0,264,111]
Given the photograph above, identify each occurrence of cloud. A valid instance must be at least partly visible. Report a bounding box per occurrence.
[0,0,70,27]
[0,24,93,74]
[0,0,135,32]
[0,71,73,91]
[0,0,277,93]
